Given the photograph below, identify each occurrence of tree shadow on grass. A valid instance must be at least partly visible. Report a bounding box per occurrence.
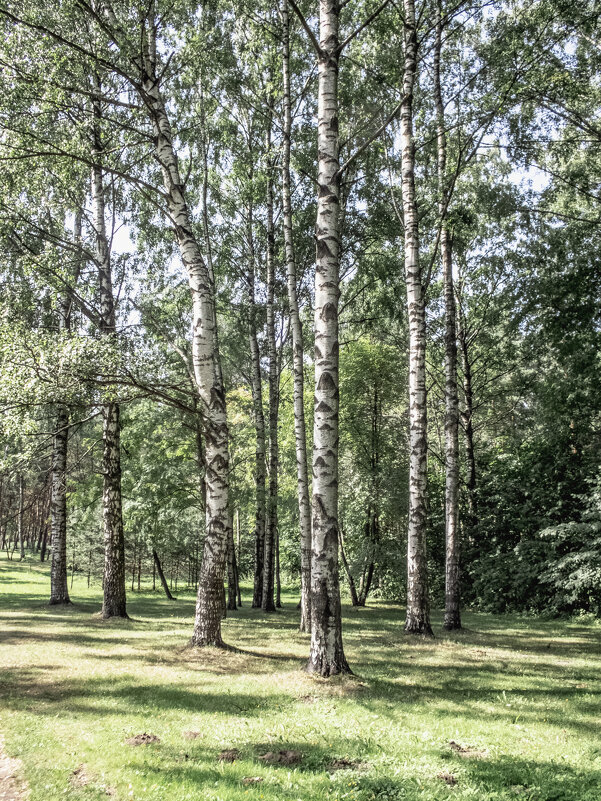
[0,668,295,719]
[457,754,601,801]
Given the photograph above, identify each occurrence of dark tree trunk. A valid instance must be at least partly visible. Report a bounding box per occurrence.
[101,403,128,619]
[18,474,25,561]
[227,518,237,611]
[153,550,175,600]
[49,403,71,605]
[339,525,360,607]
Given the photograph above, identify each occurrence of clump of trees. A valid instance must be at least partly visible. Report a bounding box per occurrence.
[1,0,600,675]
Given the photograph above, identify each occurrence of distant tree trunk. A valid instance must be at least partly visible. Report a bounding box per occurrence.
[235,509,242,606]
[434,8,461,631]
[275,528,282,608]
[263,119,278,613]
[400,0,432,636]
[131,542,137,591]
[306,0,351,677]
[101,402,128,618]
[18,474,25,560]
[49,402,70,605]
[40,529,47,563]
[282,0,312,634]
[338,524,360,607]
[458,318,478,536]
[153,550,174,600]
[227,516,237,611]
[246,190,267,609]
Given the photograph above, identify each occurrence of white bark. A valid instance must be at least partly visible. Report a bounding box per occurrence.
[140,14,230,646]
[400,0,432,635]
[245,188,267,609]
[307,0,351,677]
[282,0,312,633]
[91,85,128,619]
[434,8,461,631]
[263,118,278,613]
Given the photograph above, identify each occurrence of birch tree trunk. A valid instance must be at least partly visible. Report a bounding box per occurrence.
[18,474,24,561]
[140,14,230,646]
[307,0,351,676]
[227,515,237,611]
[434,8,461,631]
[282,0,312,633]
[91,85,128,620]
[263,121,278,613]
[49,401,70,604]
[400,0,432,636]
[49,211,82,605]
[246,197,267,609]
[458,315,478,537]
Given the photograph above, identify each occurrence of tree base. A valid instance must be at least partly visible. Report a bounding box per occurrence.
[49,597,72,606]
[443,618,462,631]
[189,635,228,649]
[305,655,353,678]
[404,618,434,636]
[101,607,129,620]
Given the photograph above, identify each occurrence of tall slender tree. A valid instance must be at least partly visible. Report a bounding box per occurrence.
[399,0,432,636]
[434,3,461,630]
[91,83,128,620]
[281,0,312,633]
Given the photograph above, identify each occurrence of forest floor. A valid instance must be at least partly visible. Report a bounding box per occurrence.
[1,559,600,801]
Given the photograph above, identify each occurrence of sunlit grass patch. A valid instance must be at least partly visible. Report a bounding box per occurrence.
[1,557,600,800]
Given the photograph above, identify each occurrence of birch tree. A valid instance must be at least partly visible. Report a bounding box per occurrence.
[399,0,432,635]
[433,3,460,630]
[281,0,312,633]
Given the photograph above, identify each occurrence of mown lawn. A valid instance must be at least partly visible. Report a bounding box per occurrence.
[1,558,600,801]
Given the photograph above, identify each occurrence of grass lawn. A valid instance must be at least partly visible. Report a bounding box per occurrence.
[1,558,600,801]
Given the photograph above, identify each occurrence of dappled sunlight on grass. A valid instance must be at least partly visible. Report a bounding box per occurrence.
[1,557,601,800]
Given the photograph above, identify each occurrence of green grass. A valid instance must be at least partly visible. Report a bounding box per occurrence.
[1,558,600,801]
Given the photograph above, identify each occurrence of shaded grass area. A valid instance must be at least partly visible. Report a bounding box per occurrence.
[1,558,600,800]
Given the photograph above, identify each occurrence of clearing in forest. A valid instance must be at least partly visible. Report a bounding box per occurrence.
[1,560,600,801]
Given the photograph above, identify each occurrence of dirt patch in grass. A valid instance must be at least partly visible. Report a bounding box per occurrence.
[125,733,161,746]
[258,749,302,765]
[218,749,239,762]
[242,776,263,785]
[438,770,458,785]
[70,764,91,787]
[328,758,366,772]
[449,740,488,759]
[0,736,28,801]
[183,730,201,740]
